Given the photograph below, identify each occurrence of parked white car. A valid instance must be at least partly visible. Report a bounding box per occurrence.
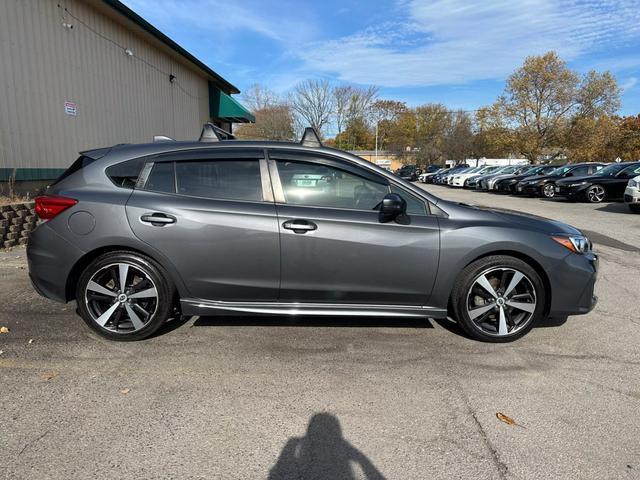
[451,166,495,187]
[625,175,640,213]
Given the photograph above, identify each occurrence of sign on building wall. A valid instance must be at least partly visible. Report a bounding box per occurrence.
[64,101,77,116]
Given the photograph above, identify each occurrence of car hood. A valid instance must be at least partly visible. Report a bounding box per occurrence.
[555,174,595,185]
[520,173,559,183]
[449,201,581,235]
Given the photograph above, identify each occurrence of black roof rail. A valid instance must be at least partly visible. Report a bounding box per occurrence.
[199,123,236,142]
[301,127,322,148]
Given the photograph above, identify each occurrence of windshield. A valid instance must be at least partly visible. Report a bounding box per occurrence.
[549,165,573,176]
[597,163,628,177]
[500,166,519,174]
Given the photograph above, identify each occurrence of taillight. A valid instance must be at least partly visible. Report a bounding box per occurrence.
[34,195,78,220]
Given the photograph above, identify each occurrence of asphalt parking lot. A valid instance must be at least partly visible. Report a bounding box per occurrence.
[1,187,639,480]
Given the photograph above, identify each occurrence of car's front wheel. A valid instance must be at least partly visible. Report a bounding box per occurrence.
[450,255,545,342]
[542,183,555,198]
[585,185,606,203]
[76,251,173,341]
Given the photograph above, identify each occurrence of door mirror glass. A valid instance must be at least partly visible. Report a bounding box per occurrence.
[379,193,406,223]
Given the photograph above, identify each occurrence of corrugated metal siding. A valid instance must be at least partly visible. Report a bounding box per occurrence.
[0,0,211,169]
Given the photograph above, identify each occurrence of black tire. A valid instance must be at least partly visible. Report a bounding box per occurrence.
[541,183,555,198]
[584,184,606,203]
[450,255,546,343]
[629,204,640,213]
[76,251,174,341]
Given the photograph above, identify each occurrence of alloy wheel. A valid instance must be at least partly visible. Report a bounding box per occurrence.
[543,184,555,198]
[466,267,537,337]
[587,185,605,203]
[84,262,159,333]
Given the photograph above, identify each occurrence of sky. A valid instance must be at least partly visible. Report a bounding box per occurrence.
[122,0,640,117]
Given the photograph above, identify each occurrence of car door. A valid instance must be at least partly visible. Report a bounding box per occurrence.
[268,150,440,306]
[612,164,640,197]
[125,148,280,302]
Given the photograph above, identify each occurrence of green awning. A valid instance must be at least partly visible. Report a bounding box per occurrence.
[209,83,255,123]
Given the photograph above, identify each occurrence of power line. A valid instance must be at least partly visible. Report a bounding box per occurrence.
[58,4,204,101]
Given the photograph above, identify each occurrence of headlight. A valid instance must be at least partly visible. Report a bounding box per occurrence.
[630,179,640,188]
[551,234,591,254]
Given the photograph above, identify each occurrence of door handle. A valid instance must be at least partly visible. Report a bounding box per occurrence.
[282,219,317,234]
[140,213,176,226]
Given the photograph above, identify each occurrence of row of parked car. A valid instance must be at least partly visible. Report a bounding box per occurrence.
[413,161,640,212]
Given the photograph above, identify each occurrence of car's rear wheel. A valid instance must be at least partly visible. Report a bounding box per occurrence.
[542,183,555,198]
[585,185,606,203]
[76,251,173,341]
[451,255,545,342]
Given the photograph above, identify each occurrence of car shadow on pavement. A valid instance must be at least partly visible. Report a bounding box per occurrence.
[595,202,632,214]
[433,315,568,340]
[268,413,387,480]
[192,315,433,329]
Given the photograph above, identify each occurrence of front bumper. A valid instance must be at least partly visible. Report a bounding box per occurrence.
[495,182,516,193]
[515,183,542,195]
[624,186,640,204]
[554,184,586,198]
[548,251,598,317]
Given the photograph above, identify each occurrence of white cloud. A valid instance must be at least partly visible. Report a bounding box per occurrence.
[296,0,640,87]
[621,77,638,91]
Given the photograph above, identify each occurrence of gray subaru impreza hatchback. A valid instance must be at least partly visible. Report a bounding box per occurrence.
[27,125,598,342]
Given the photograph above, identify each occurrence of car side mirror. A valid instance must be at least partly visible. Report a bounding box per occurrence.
[379,193,407,223]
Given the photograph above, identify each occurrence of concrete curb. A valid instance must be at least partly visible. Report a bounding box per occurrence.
[1,202,37,249]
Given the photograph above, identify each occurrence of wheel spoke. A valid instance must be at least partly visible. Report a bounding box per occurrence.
[125,304,145,330]
[118,264,129,291]
[476,275,499,299]
[506,300,535,313]
[87,281,117,297]
[128,287,157,299]
[504,271,524,298]
[95,302,120,327]
[498,307,508,335]
[468,302,496,320]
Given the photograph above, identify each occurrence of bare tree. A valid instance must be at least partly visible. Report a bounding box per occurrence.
[241,84,280,111]
[289,79,335,138]
[333,85,353,148]
[235,104,295,141]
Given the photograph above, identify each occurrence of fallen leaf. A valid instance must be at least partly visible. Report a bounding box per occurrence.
[496,412,526,428]
[40,372,58,381]
[0,350,4,355]
[28,339,34,344]
[120,388,130,395]
[0,326,9,334]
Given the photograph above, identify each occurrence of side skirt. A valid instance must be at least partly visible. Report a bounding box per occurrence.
[180,299,448,319]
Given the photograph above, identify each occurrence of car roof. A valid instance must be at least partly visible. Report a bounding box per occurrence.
[74,139,442,205]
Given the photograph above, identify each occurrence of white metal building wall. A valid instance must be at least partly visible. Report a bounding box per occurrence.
[0,0,212,169]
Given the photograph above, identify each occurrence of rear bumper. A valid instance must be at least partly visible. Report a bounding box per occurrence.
[27,223,85,303]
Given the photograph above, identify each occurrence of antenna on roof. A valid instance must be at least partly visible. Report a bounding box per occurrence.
[199,123,235,142]
[153,135,174,142]
[301,127,322,148]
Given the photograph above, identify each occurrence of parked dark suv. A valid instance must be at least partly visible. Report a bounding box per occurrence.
[395,164,421,181]
[28,125,598,343]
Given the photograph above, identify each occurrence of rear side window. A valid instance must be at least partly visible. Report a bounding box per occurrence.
[175,160,263,201]
[53,155,97,185]
[106,158,145,188]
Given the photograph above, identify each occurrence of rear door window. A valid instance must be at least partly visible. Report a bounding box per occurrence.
[145,162,175,193]
[175,160,263,202]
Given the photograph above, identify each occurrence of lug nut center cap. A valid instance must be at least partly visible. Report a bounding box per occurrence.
[117,293,128,303]
[496,298,505,306]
